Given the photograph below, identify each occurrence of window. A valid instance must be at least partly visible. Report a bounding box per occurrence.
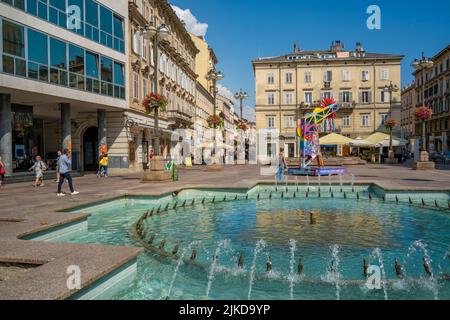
[284,116,294,128]
[2,0,25,10]
[359,91,372,103]
[285,92,293,105]
[267,93,275,105]
[133,72,139,100]
[85,0,99,40]
[2,20,25,57]
[380,113,389,126]
[380,69,390,80]
[2,20,26,77]
[304,92,312,104]
[68,44,84,89]
[286,72,293,84]
[142,38,148,60]
[304,71,312,83]
[100,56,113,96]
[267,73,274,84]
[321,91,332,100]
[113,15,124,52]
[340,91,352,103]
[50,37,67,86]
[143,78,148,98]
[84,51,100,93]
[342,69,350,81]
[113,62,125,99]
[323,71,332,82]
[27,29,48,82]
[361,70,370,81]
[343,115,351,127]
[381,90,390,103]
[68,0,84,35]
[267,116,276,128]
[361,113,371,127]
[100,5,113,48]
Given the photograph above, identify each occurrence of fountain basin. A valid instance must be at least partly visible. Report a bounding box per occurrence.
[49,185,450,300]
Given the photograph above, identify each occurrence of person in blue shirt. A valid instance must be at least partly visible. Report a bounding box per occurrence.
[57,149,79,197]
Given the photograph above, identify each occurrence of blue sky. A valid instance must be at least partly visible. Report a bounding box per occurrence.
[170,0,450,119]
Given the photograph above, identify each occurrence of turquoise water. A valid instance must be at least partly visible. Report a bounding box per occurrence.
[64,186,450,300]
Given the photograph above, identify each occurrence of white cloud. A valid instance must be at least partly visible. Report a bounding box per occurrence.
[217,84,235,101]
[242,106,256,122]
[171,5,208,38]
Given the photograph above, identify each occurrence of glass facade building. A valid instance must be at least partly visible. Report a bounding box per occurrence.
[1,17,126,99]
[1,0,125,53]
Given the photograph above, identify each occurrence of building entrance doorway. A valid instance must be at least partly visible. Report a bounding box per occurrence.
[83,127,98,172]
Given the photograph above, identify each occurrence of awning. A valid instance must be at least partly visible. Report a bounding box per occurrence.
[319,133,353,146]
[349,133,407,148]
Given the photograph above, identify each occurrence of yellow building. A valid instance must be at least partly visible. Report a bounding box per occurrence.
[401,82,416,139]
[253,41,403,158]
[126,0,198,171]
[413,45,450,153]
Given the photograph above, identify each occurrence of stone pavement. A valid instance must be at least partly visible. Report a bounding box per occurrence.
[0,164,450,299]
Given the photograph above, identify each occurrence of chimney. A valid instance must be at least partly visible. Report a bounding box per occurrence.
[356,42,365,52]
[331,40,344,52]
[293,43,300,53]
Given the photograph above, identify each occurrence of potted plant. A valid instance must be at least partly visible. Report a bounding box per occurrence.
[206,114,224,128]
[236,121,248,132]
[142,93,168,114]
[414,106,432,152]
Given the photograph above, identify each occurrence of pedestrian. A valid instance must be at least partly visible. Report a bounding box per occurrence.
[99,153,109,178]
[29,155,46,187]
[57,149,79,197]
[55,150,61,183]
[0,156,5,189]
[276,148,288,181]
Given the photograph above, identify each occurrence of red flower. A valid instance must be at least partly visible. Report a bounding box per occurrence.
[414,106,432,121]
[385,119,397,128]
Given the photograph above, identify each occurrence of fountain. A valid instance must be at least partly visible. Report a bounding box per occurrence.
[206,240,229,298]
[371,248,388,300]
[288,239,297,300]
[166,242,197,300]
[295,176,299,192]
[322,245,341,300]
[318,174,321,192]
[338,173,343,192]
[328,173,332,192]
[406,240,439,300]
[248,239,266,300]
[351,174,355,192]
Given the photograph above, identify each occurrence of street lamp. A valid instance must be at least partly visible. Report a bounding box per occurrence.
[412,53,434,153]
[206,69,223,160]
[142,23,170,156]
[383,81,399,157]
[234,89,248,120]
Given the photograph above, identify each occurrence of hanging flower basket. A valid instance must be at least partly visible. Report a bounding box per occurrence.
[206,114,224,128]
[385,119,397,129]
[236,122,248,132]
[414,106,432,121]
[143,93,167,114]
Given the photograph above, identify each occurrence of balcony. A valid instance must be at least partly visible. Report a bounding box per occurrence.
[167,110,193,129]
[323,81,332,89]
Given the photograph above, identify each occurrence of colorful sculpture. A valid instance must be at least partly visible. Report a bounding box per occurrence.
[298,98,340,169]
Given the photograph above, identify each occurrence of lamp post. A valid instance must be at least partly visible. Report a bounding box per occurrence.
[383,81,399,158]
[411,53,435,170]
[206,69,223,161]
[412,53,434,153]
[142,23,170,156]
[234,89,248,120]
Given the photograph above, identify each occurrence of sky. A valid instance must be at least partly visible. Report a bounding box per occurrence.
[170,0,450,121]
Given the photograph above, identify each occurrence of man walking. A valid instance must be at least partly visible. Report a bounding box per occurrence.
[57,149,79,197]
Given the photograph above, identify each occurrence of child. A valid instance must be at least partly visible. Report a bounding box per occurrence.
[0,156,5,189]
[99,153,109,178]
[29,155,47,187]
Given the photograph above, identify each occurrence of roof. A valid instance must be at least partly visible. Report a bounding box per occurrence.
[253,50,404,64]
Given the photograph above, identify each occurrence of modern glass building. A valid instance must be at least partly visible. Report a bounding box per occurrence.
[0,0,129,176]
